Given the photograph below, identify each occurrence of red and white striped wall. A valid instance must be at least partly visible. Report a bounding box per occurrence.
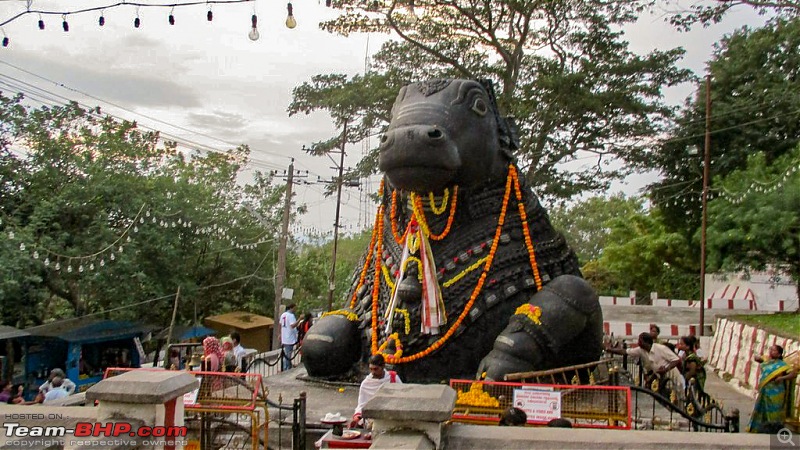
[602,321,697,337]
[709,317,799,399]
[598,294,636,306]
[653,298,761,310]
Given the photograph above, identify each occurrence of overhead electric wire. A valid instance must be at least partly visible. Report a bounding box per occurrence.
[0,71,288,172]
[0,0,255,27]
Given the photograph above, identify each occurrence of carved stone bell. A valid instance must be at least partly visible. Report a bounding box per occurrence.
[396,274,422,304]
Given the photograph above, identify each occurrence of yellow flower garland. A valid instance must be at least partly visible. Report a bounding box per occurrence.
[394,308,411,334]
[322,309,360,322]
[514,304,543,325]
[429,188,450,215]
[378,332,403,359]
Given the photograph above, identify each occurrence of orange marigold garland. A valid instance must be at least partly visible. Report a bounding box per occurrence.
[389,190,407,244]
[509,166,543,290]
[348,182,383,309]
[382,167,514,364]
[370,204,385,355]
[410,186,458,241]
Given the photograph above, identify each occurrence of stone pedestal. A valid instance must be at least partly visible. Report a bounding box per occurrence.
[362,384,456,450]
[85,370,198,450]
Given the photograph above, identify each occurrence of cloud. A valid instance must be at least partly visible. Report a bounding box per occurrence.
[187,110,248,136]
[2,35,203,108]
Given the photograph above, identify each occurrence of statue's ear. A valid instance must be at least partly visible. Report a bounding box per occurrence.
[498,116,520,158]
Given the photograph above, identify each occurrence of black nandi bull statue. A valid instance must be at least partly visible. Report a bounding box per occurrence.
[303,79,603,382]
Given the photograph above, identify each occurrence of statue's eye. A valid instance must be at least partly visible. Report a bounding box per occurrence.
[471,98,488,116]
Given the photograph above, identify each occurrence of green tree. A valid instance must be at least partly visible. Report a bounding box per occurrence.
[706,146,800,304]
[665,0,799,31]
[0,95,284,328]
[285,231,372,313]
[591,207,697,301]
[291,0,690,199]
[650,18,800,237]
[550,194,643,264]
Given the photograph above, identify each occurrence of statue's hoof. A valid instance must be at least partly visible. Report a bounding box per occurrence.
[477,332,537,381]
[302,314,360,377]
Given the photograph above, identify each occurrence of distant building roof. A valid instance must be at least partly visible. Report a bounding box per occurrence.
[24,319,154,344]
[0,325,30,340]
[204,311,273,330]
[710,284,756,301]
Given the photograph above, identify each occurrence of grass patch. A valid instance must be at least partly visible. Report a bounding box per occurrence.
[731,312,800,340]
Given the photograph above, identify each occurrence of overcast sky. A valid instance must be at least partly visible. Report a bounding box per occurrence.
[0,0,769,236]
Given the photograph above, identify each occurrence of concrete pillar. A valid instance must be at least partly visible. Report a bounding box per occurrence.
[362,384,456,450]
[85,369,198,450]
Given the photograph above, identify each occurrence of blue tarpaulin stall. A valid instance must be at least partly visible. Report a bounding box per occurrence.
[23,319,153,396]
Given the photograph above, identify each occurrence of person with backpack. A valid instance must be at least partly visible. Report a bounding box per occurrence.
[350,354,402,428]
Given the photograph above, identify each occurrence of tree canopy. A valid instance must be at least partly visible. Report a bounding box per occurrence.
[649,18,800,236]
[0,94,284,329]
[292,0,691,199]
[706,145,800,301]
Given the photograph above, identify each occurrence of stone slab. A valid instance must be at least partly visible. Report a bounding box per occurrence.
[446,423,774,450]
[85,369,198,404]
[371,430,435,450]
[362,384,456,422]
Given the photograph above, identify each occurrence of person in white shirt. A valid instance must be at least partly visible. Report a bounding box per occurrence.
[279,304,299,371]
[606,332,684,402]
[230,331,248,370]
[350,354,402,428]
[39,368,76,396]
[43,377,70,404]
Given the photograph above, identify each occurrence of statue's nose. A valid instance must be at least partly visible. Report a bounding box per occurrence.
[380,125,447,152]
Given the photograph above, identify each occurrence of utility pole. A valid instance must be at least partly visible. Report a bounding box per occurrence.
[328,119,348,312]
[273,158,294,350]
[700,75,712,337]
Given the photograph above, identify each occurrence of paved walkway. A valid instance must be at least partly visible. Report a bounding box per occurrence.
[703,366,756,430]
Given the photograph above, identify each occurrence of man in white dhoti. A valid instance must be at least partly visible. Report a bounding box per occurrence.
[350,354,402,428]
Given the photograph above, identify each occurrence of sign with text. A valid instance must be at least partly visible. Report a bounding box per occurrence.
[183,376,201,406]
[512,387,562,423]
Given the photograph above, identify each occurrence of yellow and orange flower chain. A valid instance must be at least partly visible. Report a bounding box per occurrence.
[410,187,458,241]
[355,166,542,362]
[391,187,459,242]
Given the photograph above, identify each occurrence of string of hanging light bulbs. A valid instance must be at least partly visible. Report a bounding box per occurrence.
[0,0,302,47]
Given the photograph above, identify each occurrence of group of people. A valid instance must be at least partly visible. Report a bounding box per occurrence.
[200,331,248,372]
[605,326,706,404]
[605,324,798,433]
[0,367,76,405]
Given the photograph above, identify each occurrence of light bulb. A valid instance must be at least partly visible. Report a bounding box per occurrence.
[55,262,61,271]
[407,4,418,23]
[44,258,50,266]
[285,3,297,29]
[207,10,213,21]
[19,243,25,251]
[169,14,175,25]
[99,15,105,26]
[1,36,7,47]
[62,17,69,32]
[134,17,141,28]
[38,19,45,30]
[248,14,260,40]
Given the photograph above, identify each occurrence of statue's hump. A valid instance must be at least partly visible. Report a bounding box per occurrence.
[417,79,453,97]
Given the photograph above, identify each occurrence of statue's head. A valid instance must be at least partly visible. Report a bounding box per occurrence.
[378,79,518,193]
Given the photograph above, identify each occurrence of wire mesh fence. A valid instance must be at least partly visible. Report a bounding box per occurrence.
[104,368,270,449]
[449,379,632,429]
